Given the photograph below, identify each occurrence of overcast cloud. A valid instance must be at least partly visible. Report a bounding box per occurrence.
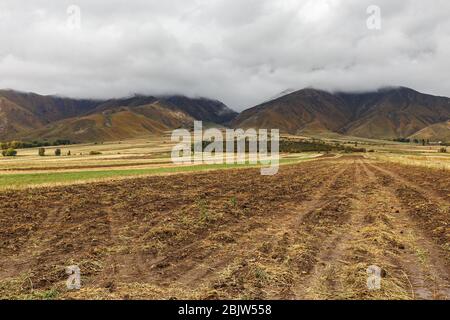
[0,0,449,110]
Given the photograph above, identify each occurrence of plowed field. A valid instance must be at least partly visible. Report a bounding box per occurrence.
[0,156,449,299]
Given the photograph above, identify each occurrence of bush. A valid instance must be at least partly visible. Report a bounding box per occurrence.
[393,138,411,143]
[439,147,447,153]
[0,140,73,150]
[280,140,332,153]
[54,148,61,156]
[89,151,102,155]
[38,148,46,156]
[2,148,17,157]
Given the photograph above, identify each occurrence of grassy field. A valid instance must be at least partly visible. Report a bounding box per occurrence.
[1,135,449,189]
[368,153,450,170]
[314,134,450,169]
[0,157,322,189]
[0,136,325,189]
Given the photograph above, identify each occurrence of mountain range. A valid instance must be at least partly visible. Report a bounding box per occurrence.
[1,86,449,143]
[0,90,237,142]
[233,87,450,141]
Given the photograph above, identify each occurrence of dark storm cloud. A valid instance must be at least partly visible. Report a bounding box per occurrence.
[0,0,449,110]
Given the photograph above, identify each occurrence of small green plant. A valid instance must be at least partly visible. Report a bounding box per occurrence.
[198,199,210,222]
[2,148,17,157]
[67,150,71,156]
[33,288,59,300]
[89,151,102,155]
[38,148,45,156]
[254,266,268,281]
[230,196,237,207]
[54,148,61,156]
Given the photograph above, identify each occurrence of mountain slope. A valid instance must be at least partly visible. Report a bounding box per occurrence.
[0,90,100,123]
[0,90,102,140]
[0,96,44,138]
[19,103,196,142]
[160,96,237,125]
[232,89,353,135]
[88,95,237,125]
[338,88,450,139]
[233,87,450,140]
[408,121,450,141]
[0,90,236,142]
[19,109,170,142]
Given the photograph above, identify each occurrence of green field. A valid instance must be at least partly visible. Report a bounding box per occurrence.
[0,156,318,189]
[1,135,449,189]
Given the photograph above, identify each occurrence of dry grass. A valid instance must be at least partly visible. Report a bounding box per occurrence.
[369,153,450,170]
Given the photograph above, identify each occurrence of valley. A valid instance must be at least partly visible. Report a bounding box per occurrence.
[0,86,449,300]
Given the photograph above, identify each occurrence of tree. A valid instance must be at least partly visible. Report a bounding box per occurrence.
[55,148,61,156]
[2,148,17,157]
[38,148,46,156]
[9,141,22,149]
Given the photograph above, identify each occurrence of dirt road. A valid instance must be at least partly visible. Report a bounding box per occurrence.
[0,156,449,299]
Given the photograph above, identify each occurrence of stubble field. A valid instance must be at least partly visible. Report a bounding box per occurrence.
[0,154,449,300]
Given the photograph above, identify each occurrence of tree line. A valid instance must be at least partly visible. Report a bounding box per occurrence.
[0,139,73,150]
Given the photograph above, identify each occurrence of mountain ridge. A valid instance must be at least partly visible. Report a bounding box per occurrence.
[1,86,450,143]
[0,90,237,142]
[232,87,450,141]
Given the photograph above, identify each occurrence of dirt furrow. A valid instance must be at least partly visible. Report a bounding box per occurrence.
[367,162,450,204]
[148,163,350,297]
[362,161,450,299]
[1,156,448,300]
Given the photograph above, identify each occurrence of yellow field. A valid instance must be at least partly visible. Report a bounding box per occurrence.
[0,136,324,189]
[0,135,449,190]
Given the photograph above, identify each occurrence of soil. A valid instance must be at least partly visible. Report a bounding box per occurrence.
[0,156,449,299]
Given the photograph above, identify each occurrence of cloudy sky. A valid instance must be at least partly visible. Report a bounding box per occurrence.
[0,0,449,110]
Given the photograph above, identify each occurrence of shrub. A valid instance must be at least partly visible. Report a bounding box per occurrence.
[89,151,102,155]
[54,148,61,156]
[2,148,17,156]
[343,147,366,153]
[9,141,22,149]
[38,148,46,156]
[439,147,447,153]
[0,140,72,150]
[393,138,411,143]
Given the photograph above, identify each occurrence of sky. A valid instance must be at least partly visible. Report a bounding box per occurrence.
[0,0,449,111]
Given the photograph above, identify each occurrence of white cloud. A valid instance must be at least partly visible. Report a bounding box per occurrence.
[0,0,449,110]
